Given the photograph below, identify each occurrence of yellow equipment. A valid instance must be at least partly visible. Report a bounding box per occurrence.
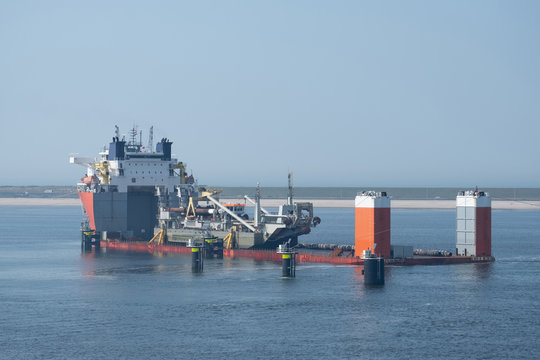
[94,161,110,184]
[223,226,238,249]
[186,189,223,217]
[186,198,197,217]
[148,229,165,245]
[172,162,187,184]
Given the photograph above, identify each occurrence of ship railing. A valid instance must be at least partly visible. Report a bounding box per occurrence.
[77,184,120,193]
[77,184,93,192]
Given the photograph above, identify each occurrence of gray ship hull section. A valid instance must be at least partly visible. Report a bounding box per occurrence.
[127,190,158,240]
[93,189,158,240]
[161,227,303,249]
[94,192,128,233]
[164,228,265,248]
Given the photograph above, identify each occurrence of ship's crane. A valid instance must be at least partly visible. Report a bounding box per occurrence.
[185,189,222,217]
[69,156,95,168]
[244,195,270,215]
[206,195,257,232]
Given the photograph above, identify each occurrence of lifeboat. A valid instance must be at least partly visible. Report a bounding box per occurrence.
[81,175,98,185]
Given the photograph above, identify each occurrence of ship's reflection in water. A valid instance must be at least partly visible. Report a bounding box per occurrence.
[454,262,494,282]
[81,246,189,278]
[80,245,280,279]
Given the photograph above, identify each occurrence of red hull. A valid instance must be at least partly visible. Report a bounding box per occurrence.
[100,241,494,266]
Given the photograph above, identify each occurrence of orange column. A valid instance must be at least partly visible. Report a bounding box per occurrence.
[355,207,375,255]
[355,192,391,258]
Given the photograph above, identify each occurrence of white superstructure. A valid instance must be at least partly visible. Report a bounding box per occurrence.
[70,127,189,194]
[106,156,179,192]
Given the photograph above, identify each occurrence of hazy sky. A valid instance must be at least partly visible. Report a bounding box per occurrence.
[1,1,539,187]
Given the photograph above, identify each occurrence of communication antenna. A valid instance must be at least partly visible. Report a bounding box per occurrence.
[127,126,141,152]
[148,126,154,152]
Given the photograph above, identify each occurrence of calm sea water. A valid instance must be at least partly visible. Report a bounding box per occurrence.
[1,206,539,359]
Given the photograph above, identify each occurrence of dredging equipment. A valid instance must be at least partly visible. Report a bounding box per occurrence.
[71,126,320,249]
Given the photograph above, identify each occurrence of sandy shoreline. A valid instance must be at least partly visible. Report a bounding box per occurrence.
[0,198,82,206]
[1,198,539,210]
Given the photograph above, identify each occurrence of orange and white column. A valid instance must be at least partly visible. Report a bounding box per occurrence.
[456,190,491,257]
[355,191,391,258]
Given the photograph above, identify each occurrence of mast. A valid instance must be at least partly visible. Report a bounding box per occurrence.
[255,183,261,228]
[148,126,154,153]
[127,126,142,152]
[287,172,294,205]
[130,127,137,144]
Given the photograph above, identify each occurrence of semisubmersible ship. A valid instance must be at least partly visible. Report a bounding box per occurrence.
[71,126,492,268]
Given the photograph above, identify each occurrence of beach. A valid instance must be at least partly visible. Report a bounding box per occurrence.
[1,198,539,210]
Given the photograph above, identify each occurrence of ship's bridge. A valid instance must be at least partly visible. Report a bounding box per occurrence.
[108,158,180,193]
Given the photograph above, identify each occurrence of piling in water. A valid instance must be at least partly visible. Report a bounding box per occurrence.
[187,239,204,273]
[363,257,384,286]
[277,243,296,278]
[191,247,203,272]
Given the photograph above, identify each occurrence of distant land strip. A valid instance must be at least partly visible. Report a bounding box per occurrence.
[3,186,540,201]
[1,198,539,210]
